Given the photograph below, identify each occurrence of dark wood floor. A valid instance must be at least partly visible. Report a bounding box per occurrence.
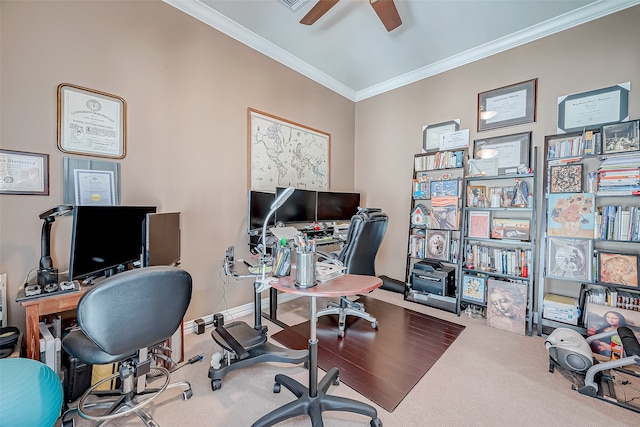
[272,295,465,412]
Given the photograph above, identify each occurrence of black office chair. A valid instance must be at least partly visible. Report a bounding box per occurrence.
[317,208,389,337]
[61,266,193,426]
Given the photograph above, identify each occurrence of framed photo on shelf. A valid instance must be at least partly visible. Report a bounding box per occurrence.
[57,83,126,159]
[425,229,450,261]
[466,185,487,207]
[429,196,459,230]
[602,120,640,155]
[473,131,531,175]
[422,120,460,153]
[461,274,486,304]
[489,186,514,208]
[0,149,49,195]
[477,79,537,132]
[546,193,595,238]
[546,237,593,282]
[486,279,527,335]
[597,251,639,288]
[490,218,530,241]
[430,179,459,197]
[557,82,630,134]
[467,211,490,239]
[549,163,583,193]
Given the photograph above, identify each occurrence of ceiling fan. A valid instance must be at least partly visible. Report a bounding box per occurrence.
[300,0,402,32]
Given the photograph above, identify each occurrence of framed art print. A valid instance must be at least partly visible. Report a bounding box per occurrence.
[546,237,593,282]
[466,185,486,207]
[597,251,639,288]
[490,218,530,241]
[549,163,583,193]
[547,193,595,238]
[602,120,640,155]
[467,211,490,239]
[429,196,458,230]
[430,179,459,197]
[425,229,450,261]
[462,274,486,304]
[486,279,527,335]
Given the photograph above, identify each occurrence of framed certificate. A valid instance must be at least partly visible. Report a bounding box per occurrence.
[0,149,49,195]
[422,120,459,152]
[57,84,126,159]
[478,79,537,132]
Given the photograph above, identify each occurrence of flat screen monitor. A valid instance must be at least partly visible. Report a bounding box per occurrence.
[316,191,361,222]
[248,190,276,233]
[69,205,157,281]
[144,212,181,267]
[275,187,317,224]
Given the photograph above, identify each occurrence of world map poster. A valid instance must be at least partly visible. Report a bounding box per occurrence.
[249,109,330,192]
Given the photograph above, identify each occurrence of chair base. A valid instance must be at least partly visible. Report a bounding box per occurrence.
[208,341,308,391]
[62,366,192,427]
[317,296,378,337]
[252,367,381,427]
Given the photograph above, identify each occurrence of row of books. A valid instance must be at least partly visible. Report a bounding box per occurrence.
[414,150,464,171]
[596,166,640,195]
[595,205,640,241]
[586,287,640,311]
[463,244,531,278]
[547,131,600,159]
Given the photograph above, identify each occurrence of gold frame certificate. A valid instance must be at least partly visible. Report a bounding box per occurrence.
[57,84,126,159]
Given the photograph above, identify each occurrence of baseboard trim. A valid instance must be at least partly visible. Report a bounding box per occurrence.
[184,292,300,335]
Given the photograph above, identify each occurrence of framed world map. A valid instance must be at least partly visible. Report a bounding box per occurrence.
[248,108,330,191]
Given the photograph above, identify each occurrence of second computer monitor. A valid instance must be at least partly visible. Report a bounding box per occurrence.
[275,187,317,224]
[316,191,361,222]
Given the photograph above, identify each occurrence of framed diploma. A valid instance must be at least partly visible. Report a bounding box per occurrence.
[557,82,630,134]
[57,84,126,159]
[0,149,49,195]
[478,79,537,132]
[473,131,531,175]
[422,120,459,152]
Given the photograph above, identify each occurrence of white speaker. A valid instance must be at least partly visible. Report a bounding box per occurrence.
[545,328,593,373]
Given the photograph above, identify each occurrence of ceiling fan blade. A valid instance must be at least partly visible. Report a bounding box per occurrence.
[300,0,340,25]
[370,0,402,32]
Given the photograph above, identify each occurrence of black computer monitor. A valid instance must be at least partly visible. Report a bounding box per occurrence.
[316,191,361,222]
[68,205,157,280]
[143,212,181,267]
[248,190,276,233]
[275,187,317,224]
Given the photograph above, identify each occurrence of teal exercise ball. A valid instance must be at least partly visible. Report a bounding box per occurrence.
[0,358,63,427]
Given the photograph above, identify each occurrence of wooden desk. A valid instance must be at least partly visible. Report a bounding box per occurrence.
[253,274,382,427]
[19,287,89,360]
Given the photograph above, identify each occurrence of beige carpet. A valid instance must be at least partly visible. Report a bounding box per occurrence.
[69,289,640,426]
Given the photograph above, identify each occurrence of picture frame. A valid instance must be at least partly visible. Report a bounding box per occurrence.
[557,82,630,134]
[477,79,537,132]
[486,279,527,335]
[425,229,450,261]
[466,185,486,207]
[586,302,640,358]
[57,83,126,159]
[248,108,330,191]
[467,211,490,239]
[546,237,593,282]
[0,149,49,195]
[490,218,530,241]
[429,179,459,197]
[489,186,514,208]
[461,274,486,304]
[422,120,460,153]
[428,196,458,230]
[597,251,639,288]
[473,131,531,175]
[602,120,640,155]
[546,193,595,238]
[550,163,583,193]
[63,157,120,206]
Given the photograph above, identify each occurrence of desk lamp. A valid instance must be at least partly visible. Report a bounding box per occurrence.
[258,187,295,288]
[28,205,74,296]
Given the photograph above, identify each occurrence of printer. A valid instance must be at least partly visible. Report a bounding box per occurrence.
[411,260,456,297]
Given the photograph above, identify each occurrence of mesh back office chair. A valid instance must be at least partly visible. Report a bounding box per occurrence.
[61,266,193,426]
[317,208,389,337]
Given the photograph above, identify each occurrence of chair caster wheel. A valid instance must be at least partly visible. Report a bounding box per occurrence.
[370,417,382,427]
[183,388,193,400]
[371,321,378,329]
[333,376,340,386]
[273,382,281,393]
[211,379,222,391]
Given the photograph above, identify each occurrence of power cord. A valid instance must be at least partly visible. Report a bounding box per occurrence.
[170,342,217,373]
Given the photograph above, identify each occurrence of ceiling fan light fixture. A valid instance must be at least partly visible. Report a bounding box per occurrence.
[278,0,310,12]
[370,0,402,32]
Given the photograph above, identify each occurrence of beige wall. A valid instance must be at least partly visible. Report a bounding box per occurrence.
[0,1,355,332]
[356,6,640,293]
[2,2,639,332]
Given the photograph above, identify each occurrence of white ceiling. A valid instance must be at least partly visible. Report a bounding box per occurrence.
[165,0,639,101]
